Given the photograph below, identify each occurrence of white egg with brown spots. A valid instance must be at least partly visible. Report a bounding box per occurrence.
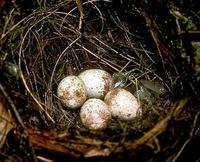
[104,88,140,121]
[57,76,87,109]
[80,98,111,130]
[78,69,112,99]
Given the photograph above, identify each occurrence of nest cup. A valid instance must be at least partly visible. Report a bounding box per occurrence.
[17,2,170,133]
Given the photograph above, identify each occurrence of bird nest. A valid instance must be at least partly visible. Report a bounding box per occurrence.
[15,2,169,129]
[1,1,199,161]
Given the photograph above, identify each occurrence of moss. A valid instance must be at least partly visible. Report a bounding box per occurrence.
[192,41,200,81]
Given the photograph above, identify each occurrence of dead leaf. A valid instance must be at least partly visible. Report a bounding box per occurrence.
[0,100,13,148]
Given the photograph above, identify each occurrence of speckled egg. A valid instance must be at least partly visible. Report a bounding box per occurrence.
[104,88,140,121]
[57,76,87,109]
[78,69,112,99]
[80,98,111,130]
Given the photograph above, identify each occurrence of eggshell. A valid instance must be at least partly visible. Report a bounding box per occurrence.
[104,88,140,121]
[78,69,112,99]
[57,76,87,109]
[80,98,111,130]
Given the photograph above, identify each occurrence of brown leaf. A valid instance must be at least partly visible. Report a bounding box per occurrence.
[0,100,13,148]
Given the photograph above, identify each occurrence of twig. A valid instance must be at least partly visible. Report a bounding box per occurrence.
[124,100,187,151]
[172,111,200,162]
[0,83,38,162]
[140,8,179,77]
[124,115,171,151]
[76,0,84,31]
[88,0,105,34]
[75,42,119,71]
[18,11,56,123]
[37,156,54,162]
[0,83,25,128]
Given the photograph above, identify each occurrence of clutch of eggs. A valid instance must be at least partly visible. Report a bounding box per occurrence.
[57,69,140,131]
